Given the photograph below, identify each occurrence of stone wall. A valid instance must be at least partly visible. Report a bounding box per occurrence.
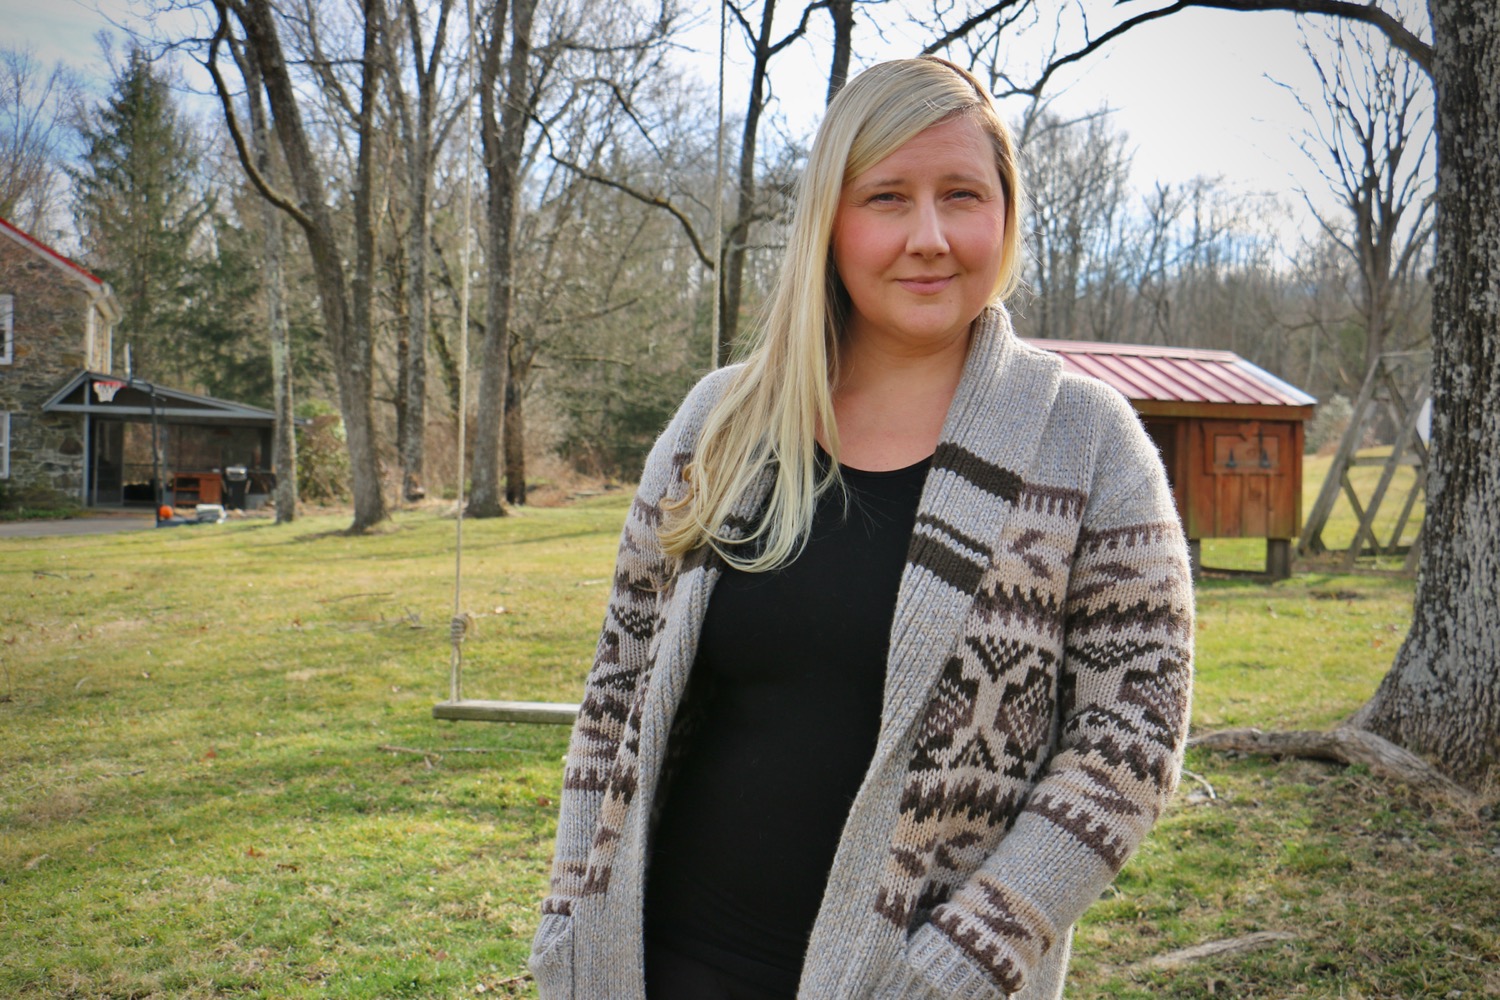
[0,236,92,502]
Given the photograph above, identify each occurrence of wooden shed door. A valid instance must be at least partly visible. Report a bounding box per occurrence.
[1193,420,1299,539]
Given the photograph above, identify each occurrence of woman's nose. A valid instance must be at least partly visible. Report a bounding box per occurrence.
[906,200,949,256]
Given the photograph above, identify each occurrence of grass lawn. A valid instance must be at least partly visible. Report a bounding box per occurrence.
[3,481,1496,998]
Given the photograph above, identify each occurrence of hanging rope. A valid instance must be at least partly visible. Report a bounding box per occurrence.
[450,0,480,703]
[712,0,727,368]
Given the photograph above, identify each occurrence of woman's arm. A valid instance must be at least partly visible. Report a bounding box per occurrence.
[895,391,1195,998]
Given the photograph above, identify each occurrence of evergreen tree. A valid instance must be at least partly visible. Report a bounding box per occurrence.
[70,48,211,384]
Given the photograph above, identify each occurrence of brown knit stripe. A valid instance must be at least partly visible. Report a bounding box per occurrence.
[909,524,987,595]
[1023,791,1132,871]
[932,442,1025,503]
[931,878,1046,993]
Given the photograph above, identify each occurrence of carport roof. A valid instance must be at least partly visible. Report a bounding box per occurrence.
[42,371,276,425]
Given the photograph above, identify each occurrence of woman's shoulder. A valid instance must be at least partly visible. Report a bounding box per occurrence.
[663,363,747,437]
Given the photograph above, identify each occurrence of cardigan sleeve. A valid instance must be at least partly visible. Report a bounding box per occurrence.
[538,367,734,917]
[897,388,1195,998]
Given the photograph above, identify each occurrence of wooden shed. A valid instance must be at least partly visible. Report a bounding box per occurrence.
[1031,340,1317,579]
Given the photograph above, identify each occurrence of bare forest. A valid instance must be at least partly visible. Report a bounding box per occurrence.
[2,0,1438,527]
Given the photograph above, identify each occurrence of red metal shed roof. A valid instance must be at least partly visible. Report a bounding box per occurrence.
[1027,339,1317,408]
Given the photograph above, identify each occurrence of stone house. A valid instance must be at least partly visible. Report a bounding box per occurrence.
[0,216,120,500]
[1,215,276,508]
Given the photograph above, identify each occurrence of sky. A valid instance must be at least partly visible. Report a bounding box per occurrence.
[2,0,1430,244]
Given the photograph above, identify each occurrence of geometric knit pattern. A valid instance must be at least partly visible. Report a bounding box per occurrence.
[533,307,1194,1000]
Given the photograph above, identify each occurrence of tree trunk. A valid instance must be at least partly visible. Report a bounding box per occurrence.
[717,0,781,364]
[1355,0,1500,787]
[825,0,854,105]
[242,52,298,524]
[469,0,533,518]
[503,348,526,505]
[394,0,452,503]
[346,0,387,530]
[235,0,387,532]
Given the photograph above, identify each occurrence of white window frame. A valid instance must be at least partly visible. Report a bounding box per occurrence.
[0,412,10,479]
[0,293,13,365]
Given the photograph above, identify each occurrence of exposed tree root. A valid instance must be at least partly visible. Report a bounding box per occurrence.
[1190,726,1479,811]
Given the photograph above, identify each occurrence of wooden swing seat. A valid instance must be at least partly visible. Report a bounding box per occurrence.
[432,699,579,725]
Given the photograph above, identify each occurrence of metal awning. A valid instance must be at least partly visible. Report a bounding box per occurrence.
[42,371,276,426]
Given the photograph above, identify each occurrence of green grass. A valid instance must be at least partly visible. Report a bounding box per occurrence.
[3,484,1495,999]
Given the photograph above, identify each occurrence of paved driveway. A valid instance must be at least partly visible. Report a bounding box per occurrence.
[0,515,156,538]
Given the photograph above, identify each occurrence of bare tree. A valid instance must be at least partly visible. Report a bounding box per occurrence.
[385,0,464,502]
[205,0,389,532]
[231,38,298,523]
[1282,19,1434,383]
[0,45,78,234]
[466,0,536,518]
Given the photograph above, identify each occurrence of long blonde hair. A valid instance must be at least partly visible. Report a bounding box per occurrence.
[660,57,1025,572]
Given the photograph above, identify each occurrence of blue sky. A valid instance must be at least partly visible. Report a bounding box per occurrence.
[3,0,1429,242]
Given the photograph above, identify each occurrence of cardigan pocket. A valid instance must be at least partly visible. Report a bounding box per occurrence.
[527,911,576,1000]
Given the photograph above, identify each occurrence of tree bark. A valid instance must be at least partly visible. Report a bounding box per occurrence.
[825,0,854,105]
[503,348,526,505]
[393,0,454,503]
[1355,0,1499,787]
[230,0,388,531]
[239,45,297,523]
[469,0,534,518]
[718,0,777,364]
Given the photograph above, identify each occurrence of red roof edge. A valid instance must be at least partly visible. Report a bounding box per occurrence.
[0,215,106,287]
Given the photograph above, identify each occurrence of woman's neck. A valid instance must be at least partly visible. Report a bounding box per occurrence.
[824,328,970,472]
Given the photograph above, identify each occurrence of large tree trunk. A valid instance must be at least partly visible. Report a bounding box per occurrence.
[469,0,533,518]
[1355,0,1500,787]
[235,0,387,532]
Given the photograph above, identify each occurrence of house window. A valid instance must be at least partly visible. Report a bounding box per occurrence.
[0,412,10,479]
[0,293,13,365]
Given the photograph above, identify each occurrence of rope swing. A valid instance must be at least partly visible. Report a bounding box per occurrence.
[435,0,731,725]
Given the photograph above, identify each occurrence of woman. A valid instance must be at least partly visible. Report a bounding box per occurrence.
[530,57,1193,1000]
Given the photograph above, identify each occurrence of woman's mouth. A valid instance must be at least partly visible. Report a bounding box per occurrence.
[897,275,954,294]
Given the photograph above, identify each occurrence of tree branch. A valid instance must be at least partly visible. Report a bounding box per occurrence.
[926,1,1432,95]
[204,5,313,231]
[546,152,716,271]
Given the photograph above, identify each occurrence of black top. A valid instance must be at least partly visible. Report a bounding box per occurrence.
[644,449,930,994]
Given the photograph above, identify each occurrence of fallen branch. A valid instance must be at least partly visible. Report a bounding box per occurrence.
[1191,726,1477,809]
[376,743,546,757]
[1144,930,1297,969]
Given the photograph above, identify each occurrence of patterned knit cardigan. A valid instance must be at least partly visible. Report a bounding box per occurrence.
[530,308,1194,1000]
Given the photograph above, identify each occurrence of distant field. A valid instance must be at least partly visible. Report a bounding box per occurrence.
[2,475,1493,999]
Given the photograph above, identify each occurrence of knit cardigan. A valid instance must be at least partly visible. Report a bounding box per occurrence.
[529,308,1194,1000]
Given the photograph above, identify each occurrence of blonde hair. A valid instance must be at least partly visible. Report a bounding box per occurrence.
[660,57,1025,571]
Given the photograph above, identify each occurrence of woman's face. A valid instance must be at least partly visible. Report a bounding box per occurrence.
[831,115,1007,356]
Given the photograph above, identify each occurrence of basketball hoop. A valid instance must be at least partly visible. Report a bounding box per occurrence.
[93,379,125,403]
